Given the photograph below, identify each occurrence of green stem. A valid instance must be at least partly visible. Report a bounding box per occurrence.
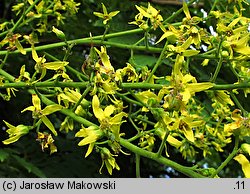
[208,0,219,16]
[63,42,74,61]
[44,52,89,81]
[1,69,250,92]
[40,93,204,178]
[10,0,40,34]
[210,136,239,177]
[40,95,96,128]
[144,31,149,50]
[0,66,205,178]
[0,80,89,89]
[71,85,92,112]
[229,65,240,79]
[230,92,248,116]
[128,116,141,133]
[162,0,196,24]
[131,116,156,126]
[146,40,168,82]
[0,29,144,56]
[102,24,110,42]
[210,56,223,83]
[156,130,169,157]
[121,82,250,90]
[0,39,162,56]
[119,138,205,178]
[0,69,15,81]
[128,89,148,107]
[0,51,10,69]
[212,83,250,90]
[127,129,156,142]
[135,153,141,178]
[121,83,164,90]
[116,92,144,107]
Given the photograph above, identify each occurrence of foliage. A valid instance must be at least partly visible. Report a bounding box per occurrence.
[0,0,250,178]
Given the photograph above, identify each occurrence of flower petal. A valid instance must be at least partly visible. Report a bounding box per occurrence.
[85,143,95,158]
[104,105,115,118]
[183,2,191,19]
[41,116,58,136]
[183,126,195,142]
[234,154,250,178]
[2,135,22,145]
[43,61,68,70]
[21,106,35,113]
[92,95,105,121]
[32,94,41,110]
[42,104,63,116]
[167,135,182,148]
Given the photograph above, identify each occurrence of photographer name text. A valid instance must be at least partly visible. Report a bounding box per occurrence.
[3,180,116,191]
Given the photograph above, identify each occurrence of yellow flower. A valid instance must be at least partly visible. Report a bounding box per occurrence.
[115,63,138,83]
[167,135,182,149]
[36,132,57,154]
[0,33,26,55]
[94,46,114,74]
[15,65,31,82]
[223,33,250,59]
[134,3,163,30]
[60,117,74,133]
[57,88,90,108]
[31,45,69,80]
[209,90,234,106]
[167,37,200,57]
[234,154,250,178]
[139,134,155,151]
[12,3,24,15]
[156,24,183,44]
[93,73,118,94]
[99,147,120,175]
[130,3,164,30]
[169,114,204,143]
[75,125,103,157]
[2,121,30,145]
[93,3,120,25]
[182,2,202,25]
[129,12,149,30]
[224,109,250,136]
[169,55,214,103]
[92,95,127,140]
[135,90,159,112]
[22,94,63,136]
[0,22,9,31]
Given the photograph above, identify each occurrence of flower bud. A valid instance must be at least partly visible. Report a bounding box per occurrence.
[221,50,229,58]
[241,143,250,156]
[52,26,66,41]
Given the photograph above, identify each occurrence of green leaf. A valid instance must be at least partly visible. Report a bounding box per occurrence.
[12,155,46,178]
[244,136,250,144]
[0,149,10,162]
[129,54,157,68]
[108,35,140,45]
